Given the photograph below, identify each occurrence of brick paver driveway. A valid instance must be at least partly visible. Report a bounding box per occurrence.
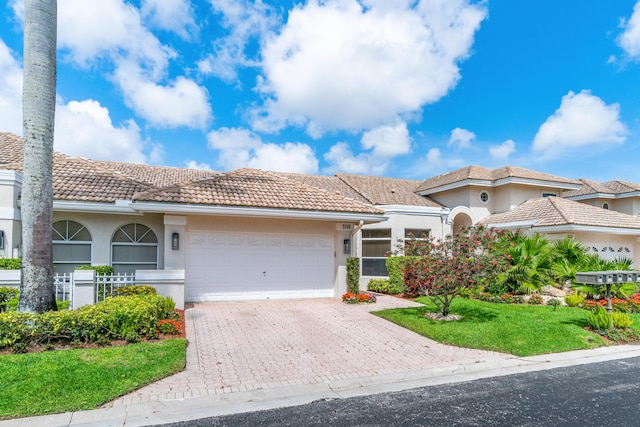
[109,296,511,406]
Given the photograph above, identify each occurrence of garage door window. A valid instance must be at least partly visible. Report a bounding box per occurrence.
[111,223,158,274]
[362,229,391,276]
[52,220,92,273]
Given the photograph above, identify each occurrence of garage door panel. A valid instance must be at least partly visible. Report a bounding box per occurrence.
[186,232,335,301]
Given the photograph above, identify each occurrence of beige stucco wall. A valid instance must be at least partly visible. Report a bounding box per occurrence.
[52,211,165,268]
[356,211,446,288]
[0,171,22,258]
[492,184,564,214]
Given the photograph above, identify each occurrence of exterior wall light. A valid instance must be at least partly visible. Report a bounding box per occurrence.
[172,232,179,250]
[0,230,4,249]
[343,238,351,255]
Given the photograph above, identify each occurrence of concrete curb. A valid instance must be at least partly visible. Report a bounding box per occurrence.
[3,345,640,427]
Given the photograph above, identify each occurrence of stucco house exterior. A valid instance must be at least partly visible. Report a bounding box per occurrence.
[3,131,640,300]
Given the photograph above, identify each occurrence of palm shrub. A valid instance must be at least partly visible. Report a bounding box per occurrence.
[491,233,554,294]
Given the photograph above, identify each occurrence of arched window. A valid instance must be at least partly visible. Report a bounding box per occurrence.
[52,220,92,273]
[111,223,158,273]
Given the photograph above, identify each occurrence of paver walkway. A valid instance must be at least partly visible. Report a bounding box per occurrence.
[107,296,513,407]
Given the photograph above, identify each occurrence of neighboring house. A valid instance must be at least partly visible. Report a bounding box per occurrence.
[3,131,640,300]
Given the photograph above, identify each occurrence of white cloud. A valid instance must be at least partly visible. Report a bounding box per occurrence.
[207,127,319,173]
[253,0,486,135]
[425,148,443,169]
[618,1,640,59]
[323,142,380,175]
[324,122,411,175]
[57,0,174,75]
[489,139,516,161]
[198,0,278,83]
[419,147,465,173]
[532,90,628,157]
[141,0,198,40]
[184,160,213,170]
[55,99,151,164]
[53,0,212,128]
[447,127,476,149]
[0,38,23,136]
[361,122,411,157]
[114,60,211,129]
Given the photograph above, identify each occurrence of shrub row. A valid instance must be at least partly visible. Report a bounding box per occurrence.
[0,294,176,352]
[0,258,21,270]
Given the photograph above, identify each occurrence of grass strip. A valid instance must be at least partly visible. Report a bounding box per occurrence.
[0,339,186,419]
[374,298,607,357]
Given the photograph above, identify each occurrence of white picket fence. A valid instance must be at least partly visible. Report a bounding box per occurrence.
[94,273,135,303]
[52,272,136,307]
[53,273,73,306]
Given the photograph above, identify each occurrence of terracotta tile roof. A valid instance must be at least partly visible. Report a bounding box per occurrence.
[0,132,24,167]
[92,160,218,188]
[416,165,580,193]
[0,132,383,214]
[276,172,370,203]
[562,178,617,197]
[479,197,640,230]
[602,180,640,194]
[52,156,155,202]
[132,168,384,214]
[563,178,640,198]
[336,173,443,207]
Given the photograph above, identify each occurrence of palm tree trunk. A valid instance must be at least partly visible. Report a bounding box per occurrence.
[19,0,57,313]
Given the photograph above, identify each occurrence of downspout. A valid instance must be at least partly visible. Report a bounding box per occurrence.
[440,208,451,238]
[349,220,364,257]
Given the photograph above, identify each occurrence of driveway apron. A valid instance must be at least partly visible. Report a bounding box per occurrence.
[107,296,511,406]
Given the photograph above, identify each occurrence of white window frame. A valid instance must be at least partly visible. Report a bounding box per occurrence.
[111,223,158,273]
[361,228,391,277]
[52,220,92,272]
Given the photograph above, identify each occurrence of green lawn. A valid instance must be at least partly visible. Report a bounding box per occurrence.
[0,339,186,419]
[374,297,610,357]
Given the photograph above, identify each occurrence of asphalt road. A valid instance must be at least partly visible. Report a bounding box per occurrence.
[155,356,640,427]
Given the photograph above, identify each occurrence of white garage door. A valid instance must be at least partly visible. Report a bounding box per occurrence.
[186,232,335,301]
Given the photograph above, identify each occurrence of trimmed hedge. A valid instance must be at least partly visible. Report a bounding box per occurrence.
[113,285,156,297]
[367,279,391,294]
[75,265,115,275]
[347,257,360,294]
[0,287,18,313]
[385,256,409,295]
[0,294,176,352]
[0,258,21,270]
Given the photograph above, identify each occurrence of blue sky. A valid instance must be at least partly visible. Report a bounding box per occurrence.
[2,0,640,182]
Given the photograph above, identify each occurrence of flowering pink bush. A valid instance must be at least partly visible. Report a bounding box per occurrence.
[403,226,510,316]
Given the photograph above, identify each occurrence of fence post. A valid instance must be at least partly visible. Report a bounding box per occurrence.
[72,269,95,309]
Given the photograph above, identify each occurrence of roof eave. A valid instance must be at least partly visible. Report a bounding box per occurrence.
[565,193,616,201]
[417,177,580,196]
[532,224,640,235]
[130,202,388,223]
[379,205,447,216]
[416,179,493,195]
[53,200,142,215]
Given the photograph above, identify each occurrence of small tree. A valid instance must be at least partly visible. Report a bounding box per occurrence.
[404,226,508,317]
